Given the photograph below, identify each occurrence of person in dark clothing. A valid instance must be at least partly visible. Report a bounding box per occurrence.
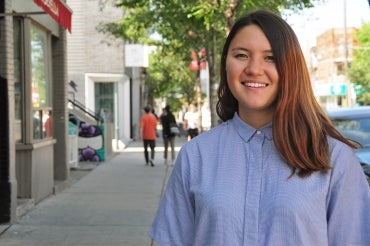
[160,105,177,165]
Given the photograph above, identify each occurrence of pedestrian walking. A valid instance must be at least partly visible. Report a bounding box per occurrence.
[150,9,370,245]
[140,105,158,166]
[183,104,199,141]
[160,105,177,165]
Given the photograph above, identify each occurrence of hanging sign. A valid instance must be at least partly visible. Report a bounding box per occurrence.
[34,0,73,33]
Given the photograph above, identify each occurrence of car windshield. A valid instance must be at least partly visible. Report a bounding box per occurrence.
[331,118,370,148]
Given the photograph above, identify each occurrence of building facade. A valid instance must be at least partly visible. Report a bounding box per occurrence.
[311,27,359,108]
[0,0,72,223]
[0,0,146,225]
[66,0,144,148]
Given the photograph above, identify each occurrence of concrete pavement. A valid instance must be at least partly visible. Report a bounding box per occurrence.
[0,136,187,246]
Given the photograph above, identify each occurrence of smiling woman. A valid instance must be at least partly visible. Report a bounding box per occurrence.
[149,9,370,246]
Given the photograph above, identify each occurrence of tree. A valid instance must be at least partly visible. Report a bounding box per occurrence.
[98,0,319,125]
[146,48,197,112]
[348,22,370,105]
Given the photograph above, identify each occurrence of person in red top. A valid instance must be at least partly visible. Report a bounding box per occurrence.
[44,111,53,138]
[140,105,158,166]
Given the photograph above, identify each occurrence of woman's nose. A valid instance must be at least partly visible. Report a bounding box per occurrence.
[245,58,264,75]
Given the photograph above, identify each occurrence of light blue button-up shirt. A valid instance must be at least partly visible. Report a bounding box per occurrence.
[150,113,370,245]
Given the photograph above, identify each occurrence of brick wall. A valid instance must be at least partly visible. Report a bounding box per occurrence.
[53,27,69,181]
[67,0,124,82]
[0,0,18,224]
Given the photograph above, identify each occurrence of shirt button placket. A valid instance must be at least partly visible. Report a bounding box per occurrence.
[244,132,264,244]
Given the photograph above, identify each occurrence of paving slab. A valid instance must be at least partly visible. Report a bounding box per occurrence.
[0,136,187,246]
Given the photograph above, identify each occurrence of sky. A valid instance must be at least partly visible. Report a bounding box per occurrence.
[284,0,370,51]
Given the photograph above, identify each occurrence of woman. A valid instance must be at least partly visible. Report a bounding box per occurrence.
[150,9,370,245]
[160,105,177,165]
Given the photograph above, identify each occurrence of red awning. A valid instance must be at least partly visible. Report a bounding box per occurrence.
[34,0,72,33]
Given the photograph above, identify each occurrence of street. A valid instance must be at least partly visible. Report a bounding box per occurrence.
[0,137,187,246]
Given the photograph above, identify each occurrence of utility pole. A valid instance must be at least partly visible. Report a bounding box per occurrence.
[343,0,352,107]
[189,48,207,133]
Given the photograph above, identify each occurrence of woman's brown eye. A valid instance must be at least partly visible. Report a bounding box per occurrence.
[266,56,274,62]
[235,54,248,59]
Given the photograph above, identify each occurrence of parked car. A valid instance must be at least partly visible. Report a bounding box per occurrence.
[326,107,370,184]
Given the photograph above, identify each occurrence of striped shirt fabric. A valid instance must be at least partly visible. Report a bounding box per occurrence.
[149,113,370,246]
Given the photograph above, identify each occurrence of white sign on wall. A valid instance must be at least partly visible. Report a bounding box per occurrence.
[125,44,149,67]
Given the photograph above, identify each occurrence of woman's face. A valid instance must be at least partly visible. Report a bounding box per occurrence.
[226,24,279,124]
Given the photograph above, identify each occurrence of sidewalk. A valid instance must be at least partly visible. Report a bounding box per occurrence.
[0,136,187,246]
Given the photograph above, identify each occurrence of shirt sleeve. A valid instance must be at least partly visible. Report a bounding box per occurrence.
[326,143,370,245]
[149,147,195,246]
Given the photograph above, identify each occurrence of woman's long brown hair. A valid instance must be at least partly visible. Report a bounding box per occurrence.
[217,9,355,177]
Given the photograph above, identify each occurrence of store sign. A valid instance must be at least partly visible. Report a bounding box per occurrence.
[314,83,347,96]
[34,0,72,33]
[330,84,347,96]
[125,44,149,67]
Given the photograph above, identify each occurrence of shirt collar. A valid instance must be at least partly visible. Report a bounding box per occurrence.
[231,112,273,142]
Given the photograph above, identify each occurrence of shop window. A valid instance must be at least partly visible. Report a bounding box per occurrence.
[31,24,52,140]
[95,82,115,124]
[337,63,344,75]
[33,109,52,139]
[13,18,53,142]
[13,18,23,142]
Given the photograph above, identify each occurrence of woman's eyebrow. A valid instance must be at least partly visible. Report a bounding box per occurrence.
[230,47,248,52]
[230,47,273,53]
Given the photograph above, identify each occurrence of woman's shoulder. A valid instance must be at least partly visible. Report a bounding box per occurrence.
[327,136,354,155]
[327,136,361,174]
[181,121,233,148]
[176,122,234,167]
[197,121,230,135]
[326,136,369,198]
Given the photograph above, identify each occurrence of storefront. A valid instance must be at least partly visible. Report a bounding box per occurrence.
[0,0,72,223]
[314,82,356,108]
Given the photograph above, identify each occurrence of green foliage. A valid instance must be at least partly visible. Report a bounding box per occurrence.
[146,48,197,111]
[348,22,370,105]
[98,0,320,112]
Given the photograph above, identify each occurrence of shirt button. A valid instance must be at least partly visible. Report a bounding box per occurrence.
[256,130,261,134]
